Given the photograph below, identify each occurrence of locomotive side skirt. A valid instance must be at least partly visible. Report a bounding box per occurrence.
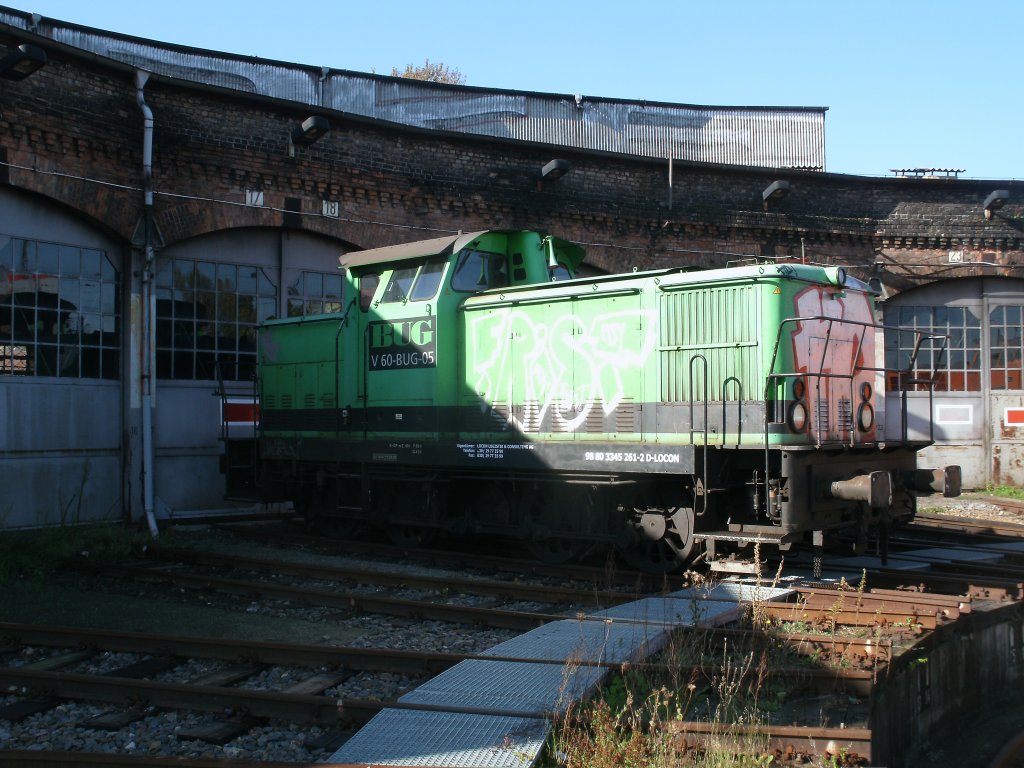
[261,434,695,474]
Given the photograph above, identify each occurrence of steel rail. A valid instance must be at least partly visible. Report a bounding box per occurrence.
[147,546,623,606]
[854,566,1023,601]
[912,513,1024,538]
[791,587,966,620]
[0,668,343,724]
[0,753,331,768]
[212,522,665,589]
[673,624,893,668]
[889,531,1024,552]
[666,721,873,763]
[757,603,938,630]
[0,621,876,692]
[73,560,565,632]
[0,622,460,676]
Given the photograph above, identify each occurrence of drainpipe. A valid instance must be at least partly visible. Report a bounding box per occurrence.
[135,69,159,539]
[318,66,329,105]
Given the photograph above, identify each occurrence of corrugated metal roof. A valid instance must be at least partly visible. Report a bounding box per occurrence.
[0,7,826,170]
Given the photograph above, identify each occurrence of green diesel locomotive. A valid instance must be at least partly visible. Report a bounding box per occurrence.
[254,229,959,573]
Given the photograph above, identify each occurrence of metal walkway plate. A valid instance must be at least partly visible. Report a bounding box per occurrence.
[328,576,788,766]
[588,596,739,627]
[987,541,1024,553]
[399,658,607,716]
[480,617,668,664]
[669,582,793,603]
[894,547,1004,563]
[329,708,548,767]
[824,556,933,571]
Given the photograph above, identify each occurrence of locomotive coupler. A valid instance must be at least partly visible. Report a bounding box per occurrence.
[903,466,962,497]
[828,471,893,509]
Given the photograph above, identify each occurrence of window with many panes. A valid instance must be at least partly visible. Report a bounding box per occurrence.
[990,305,1024,391]
[156,258,276,382]
[884,305,982,392]
[0,234,120,379]
[286,271,344,317]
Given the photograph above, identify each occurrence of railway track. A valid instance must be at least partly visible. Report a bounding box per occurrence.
[4,511,1023,765]
[70,559,586,633]
[0,616,884,760]
[211,521,668,590]
[912,510,1024,539]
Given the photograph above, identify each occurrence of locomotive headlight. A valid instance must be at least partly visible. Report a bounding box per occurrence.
[792,378,806,400]
[787,401,808,432]
[825,267,847,287]
[859,381,872,402]
[857,403,875,432]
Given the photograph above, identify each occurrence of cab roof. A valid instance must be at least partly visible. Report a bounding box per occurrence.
[339,231,487,270]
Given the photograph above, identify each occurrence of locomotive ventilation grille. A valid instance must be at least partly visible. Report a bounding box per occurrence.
[815,398,829,432]
[659,285,759,402]
[616,399,636,433]
[838,397,852,433]
[521,401,541,433]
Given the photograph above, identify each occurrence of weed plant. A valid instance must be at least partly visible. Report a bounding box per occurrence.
[0,522,155,584]
[983,484,1024,500]
[546,557,868,767]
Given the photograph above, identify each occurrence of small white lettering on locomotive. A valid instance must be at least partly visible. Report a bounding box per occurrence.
[584,451,681,464]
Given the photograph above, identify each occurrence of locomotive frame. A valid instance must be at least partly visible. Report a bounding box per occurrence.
[243,229,959,573]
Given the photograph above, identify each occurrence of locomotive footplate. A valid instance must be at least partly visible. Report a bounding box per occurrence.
[695,529,801,571]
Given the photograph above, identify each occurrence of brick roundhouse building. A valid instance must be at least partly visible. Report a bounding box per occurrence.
[1,7,1022,530]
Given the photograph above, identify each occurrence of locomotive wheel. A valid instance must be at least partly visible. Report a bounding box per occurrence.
[520,484,591,565]
[616,505,697,573]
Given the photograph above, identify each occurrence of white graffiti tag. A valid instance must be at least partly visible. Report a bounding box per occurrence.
[468,307,658,431]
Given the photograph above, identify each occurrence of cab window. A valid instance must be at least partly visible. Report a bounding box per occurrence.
[409,259,446,301]
[451,249,508,292]
[379,258,447,304]
[550,263,572,282]
[380,266,418,303]
[359,272,380,312]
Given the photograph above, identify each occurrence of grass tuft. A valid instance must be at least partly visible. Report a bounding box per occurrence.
[0,523,155,584]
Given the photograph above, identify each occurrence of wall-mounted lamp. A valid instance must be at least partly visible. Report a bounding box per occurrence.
[983,189,1010,220]
[541,159,572,181]
[0,43,47,81]
[762,180,791,210]
[289,115,330,155]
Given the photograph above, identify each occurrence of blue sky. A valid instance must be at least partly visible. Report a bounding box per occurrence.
[9,0,1023,180]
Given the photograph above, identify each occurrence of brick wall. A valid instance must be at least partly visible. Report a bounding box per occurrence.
[1,36,1021,293]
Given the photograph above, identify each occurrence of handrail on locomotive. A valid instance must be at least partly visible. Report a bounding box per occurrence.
[760,314,956,523]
